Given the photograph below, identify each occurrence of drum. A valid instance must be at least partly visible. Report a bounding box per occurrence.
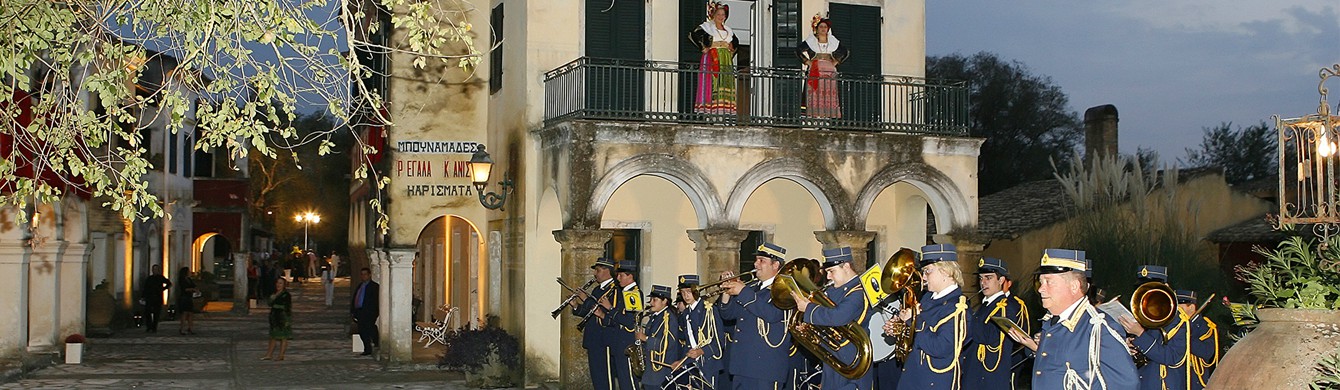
[868,299,902,362]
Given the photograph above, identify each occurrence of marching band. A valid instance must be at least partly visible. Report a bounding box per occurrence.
[558,245,1220,389]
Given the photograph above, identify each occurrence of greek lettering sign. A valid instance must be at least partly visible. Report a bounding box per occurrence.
[394,140,480,198]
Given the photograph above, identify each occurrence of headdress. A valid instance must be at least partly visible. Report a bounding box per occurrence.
[811,12,831,30]
[707,1,728,19]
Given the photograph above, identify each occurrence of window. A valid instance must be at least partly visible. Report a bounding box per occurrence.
[489,4,503,94]
[168,127,178,174]
[738,230,767,272]
[603,229,642,271]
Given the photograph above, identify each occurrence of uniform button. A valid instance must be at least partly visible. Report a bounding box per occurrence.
[1046,333,1052,337]
[1041,352,1048,357]
[1036,371,1042,376]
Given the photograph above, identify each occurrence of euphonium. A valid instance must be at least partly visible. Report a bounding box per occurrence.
[879,248,922,364]
[772,258,874,379]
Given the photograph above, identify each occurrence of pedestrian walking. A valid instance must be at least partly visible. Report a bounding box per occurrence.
[351,267,380,356]
[322,259,334,307]
[176,266,199,335]
[141,265,171,333]
[262,278,292,361]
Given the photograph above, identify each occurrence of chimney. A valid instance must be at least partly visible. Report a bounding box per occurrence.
[1084,104,1119,162]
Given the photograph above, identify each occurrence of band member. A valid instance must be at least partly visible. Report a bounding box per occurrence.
[963,257,1030,390]
[1180,291,1219,390]
[1118,265,1181,390]
[569,257,619,390]
[1010,249,1138,390]
[720,242,793,389]
[608,261,643,390]
[639,285,684,390]
[896,243,968,389]
[672,274,726,388]
[790,246,873,389]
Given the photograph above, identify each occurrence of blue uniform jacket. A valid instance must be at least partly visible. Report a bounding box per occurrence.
[1033,299,1138,390]
[609,283,642,352]
[801,277,873,390]
[898,287,968,390]
[964,292,1030,390]
[575,281,617,350]
[719,279,793,383]
[641,308,684,390]
[1132,314,1189,390]
[681,300,726,377]
[1187,316,1218,390]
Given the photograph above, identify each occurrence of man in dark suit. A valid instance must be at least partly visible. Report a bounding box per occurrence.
[351,267,380,356]
[142,264,172,333]
[719,242,793,389]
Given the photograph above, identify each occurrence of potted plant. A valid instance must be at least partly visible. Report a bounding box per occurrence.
[438,316,520,388]
[64,334,85,364]
[1212,228,1340,389]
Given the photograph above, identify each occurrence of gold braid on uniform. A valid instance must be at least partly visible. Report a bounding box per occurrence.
[978,298,1009,372]
[924,295,968,390]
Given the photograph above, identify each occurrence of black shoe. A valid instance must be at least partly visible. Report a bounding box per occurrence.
[359,352,372,356]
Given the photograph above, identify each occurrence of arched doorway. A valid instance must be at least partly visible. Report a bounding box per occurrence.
[191,233,233,276]
[415,215,485,329]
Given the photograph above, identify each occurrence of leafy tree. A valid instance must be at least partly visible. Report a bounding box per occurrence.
[1183,122,1276,185]
[250,112,352,253]
[0,0,480,223]
[927,52,1082,196]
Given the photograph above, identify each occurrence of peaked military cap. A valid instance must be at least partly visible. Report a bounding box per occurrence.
[754,242,787,261]
[976,257,1009,277]
[650,285,673,299]
[920,243,958,267]
[678,274,700,288]
[821,246,854,268]
[1137,265,1169,282]
[591,257,615,270]
[1175,290,1197,304]
[1036,248,1087,275]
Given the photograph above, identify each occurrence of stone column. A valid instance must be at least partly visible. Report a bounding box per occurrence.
[686,229,748,282]
[553,229,612,390]
[385,248,415,362]
[951,240,987,282]
[233,252,250,315]
[58,243,89,338]
[814,230,878,267]
[27,241,66,354]
[0,242,29,357]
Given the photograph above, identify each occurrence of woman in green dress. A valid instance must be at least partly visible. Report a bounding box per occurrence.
[263,278,292,361]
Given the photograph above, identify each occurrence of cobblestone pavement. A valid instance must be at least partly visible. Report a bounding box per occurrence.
[1,277,497,389]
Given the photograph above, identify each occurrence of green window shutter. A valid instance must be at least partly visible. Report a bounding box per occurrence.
[490,4,503,94]
[772,0,803,119]
[585,0,644,115]
[829,3,881,125]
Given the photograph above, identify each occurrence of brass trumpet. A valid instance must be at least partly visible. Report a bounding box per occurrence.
[694,270,757,301]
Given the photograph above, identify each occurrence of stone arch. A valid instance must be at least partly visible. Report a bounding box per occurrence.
[587,154,724,229]
[724,157,850,229]
[854,162,973,233]
[414,214,485,328]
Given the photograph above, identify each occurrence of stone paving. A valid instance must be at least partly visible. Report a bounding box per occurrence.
[0,276,511,389]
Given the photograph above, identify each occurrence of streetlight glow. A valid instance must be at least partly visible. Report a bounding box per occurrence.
[296,211,321,251]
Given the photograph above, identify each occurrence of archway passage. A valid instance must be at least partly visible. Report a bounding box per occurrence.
[415,215,485,330]
[600,175,703,288]
[738,178,832,265]
[191,232,234,299]
[864,181,939,266]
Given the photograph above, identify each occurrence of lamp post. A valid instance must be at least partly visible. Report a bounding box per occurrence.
[469,145,514,210]
[295,212,321,252]
[1277,64,1340,242]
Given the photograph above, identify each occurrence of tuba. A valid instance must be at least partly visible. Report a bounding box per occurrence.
[772,258,874,379]
[878,248,922,364]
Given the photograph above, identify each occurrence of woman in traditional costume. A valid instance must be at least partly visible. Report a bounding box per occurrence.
[690,2,740,114]
[798,15,849,118]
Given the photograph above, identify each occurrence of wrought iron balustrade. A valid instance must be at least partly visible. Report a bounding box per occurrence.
[543,57,968,135]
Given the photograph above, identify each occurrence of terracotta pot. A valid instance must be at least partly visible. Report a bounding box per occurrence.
[1209,308,1340,389]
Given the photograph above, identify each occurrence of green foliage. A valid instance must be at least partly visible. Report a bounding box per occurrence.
[438,316,521,373]
[927,52,1083,196]
[0,0,480,227]
[1184,122,1277,185]
[1054,152,1232,325]
[1239,231,1340,309]
[1313,348,1340,390]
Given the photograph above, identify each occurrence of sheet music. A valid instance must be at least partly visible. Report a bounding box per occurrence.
[1095,298,1136,323]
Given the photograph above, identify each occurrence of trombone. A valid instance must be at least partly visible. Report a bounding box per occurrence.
[693,270,757,301]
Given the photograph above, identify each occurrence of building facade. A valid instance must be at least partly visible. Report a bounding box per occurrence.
[348,0,981,387]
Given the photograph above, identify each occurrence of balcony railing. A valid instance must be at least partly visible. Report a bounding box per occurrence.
[543,57,969,135]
